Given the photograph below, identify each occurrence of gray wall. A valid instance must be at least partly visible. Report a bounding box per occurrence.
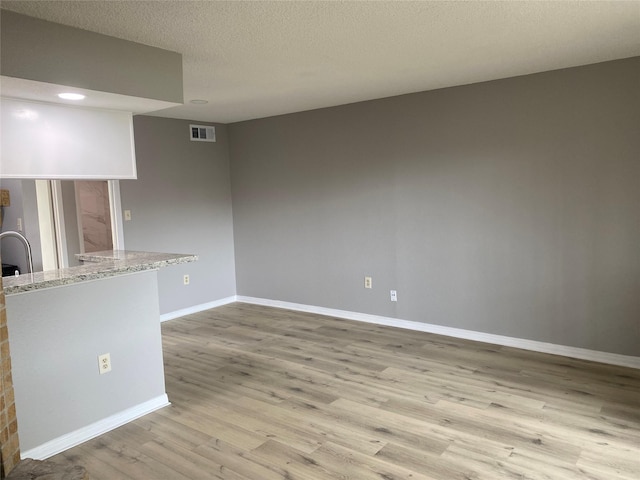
[0,179,43,273]
[6,271,166,452]
[229,57,640,356]
[1,10,183,103]
[19,181,44,272]
[0,180,82,274]
[0,179,26,273]
[121,116,236,315]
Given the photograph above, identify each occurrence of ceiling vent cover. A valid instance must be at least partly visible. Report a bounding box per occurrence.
[189,124,216,142]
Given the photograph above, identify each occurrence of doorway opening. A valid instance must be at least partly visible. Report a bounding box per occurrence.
[75,180,114,253]
[43,179,124,269]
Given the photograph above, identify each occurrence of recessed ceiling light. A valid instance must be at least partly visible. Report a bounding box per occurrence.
[190,99,208,105]
[58,93,86,100]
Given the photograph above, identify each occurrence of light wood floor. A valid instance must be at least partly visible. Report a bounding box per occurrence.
[52,303,640,479]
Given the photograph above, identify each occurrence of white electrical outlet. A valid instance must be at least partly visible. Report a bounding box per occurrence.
[364,276,372,289]
[183,274,190,285]
[17,217,23,231]
[390,290,397,302]
[124,210,132,221]
[98,353,111,374]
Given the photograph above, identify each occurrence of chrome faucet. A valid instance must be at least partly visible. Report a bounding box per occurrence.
[0,230,34,274]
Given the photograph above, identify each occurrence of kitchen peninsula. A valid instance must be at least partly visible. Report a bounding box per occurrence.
[3,250,196,294]
[3,251,196,460]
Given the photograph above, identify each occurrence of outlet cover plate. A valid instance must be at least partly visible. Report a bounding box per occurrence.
[98,353,111,374]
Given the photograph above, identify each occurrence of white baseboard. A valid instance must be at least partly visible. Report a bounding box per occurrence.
[21,394,170,460]
[160,296,237,322]
[236,296,640,370]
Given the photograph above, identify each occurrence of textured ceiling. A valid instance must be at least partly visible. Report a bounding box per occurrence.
[2,1,639,124]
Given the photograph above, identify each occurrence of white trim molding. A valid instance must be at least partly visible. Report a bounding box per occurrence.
[236,296,640,370]
[160,296,237,322]
[50,180,69,268]
[108,180,125,251]
[21,394,169,460]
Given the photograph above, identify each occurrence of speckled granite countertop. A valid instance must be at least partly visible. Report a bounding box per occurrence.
[3,250,197,295]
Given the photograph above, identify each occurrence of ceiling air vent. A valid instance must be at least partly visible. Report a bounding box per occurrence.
[189,124,216,142]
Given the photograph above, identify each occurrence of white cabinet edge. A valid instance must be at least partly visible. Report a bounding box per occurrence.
[0,97,138,179]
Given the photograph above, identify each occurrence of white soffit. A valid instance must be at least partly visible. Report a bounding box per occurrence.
[0,76,181,114]
[2,1,639,123]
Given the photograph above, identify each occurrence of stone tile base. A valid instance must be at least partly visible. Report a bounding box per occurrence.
[5,458,88,479]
